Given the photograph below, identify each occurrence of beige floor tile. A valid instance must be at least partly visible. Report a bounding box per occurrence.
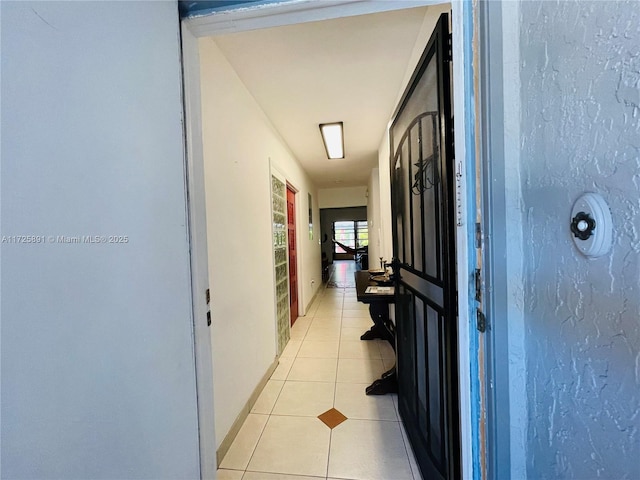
[247,416,331,477]
[314,309,342,318]
[336,357,386,384]
[290,319,311,340]
[342,309,374,318]
[340,317,372,330]
[311,316,342,327]
[289,329,307,341]
[316,306,343,314]
[339,340,382,359]
[297,340,339,358]
[341,326,368,342]
[382,356,396,371]
[318,298,343,305]
[342,302,369,311]
[272,381,335,417]
[378,341,396,359]
[305,326,341,342]
[287,357,337,382]
[321,290,344,297]
[251,379,284,414]
[333,382,397,421]
[341,308,370,317]
[318,297,343,305]
[219,414,269,470]
[328,419,413,480]
[294,315,313,326]
[216,469,244,480]
[309,321,341,331]
[244,473,324,480]
[317,298,343,306]
[391,393,400,416]
[281,340,302,358]
[317,297,342,304]
[271,356,294,380]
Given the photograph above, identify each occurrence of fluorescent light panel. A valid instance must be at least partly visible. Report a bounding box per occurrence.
[319,122,344,159]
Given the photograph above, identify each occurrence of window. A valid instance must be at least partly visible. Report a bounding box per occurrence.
[333,220,368,253]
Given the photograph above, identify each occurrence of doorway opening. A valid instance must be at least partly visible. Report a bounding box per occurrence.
[286,183,299,326]
[180,2,480,478]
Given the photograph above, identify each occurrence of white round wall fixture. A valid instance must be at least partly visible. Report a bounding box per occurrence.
[570,192,613,258]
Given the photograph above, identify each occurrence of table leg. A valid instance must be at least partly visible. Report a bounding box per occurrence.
[365,367,398,395]
[360,303,395,348]
[360,302,398,395]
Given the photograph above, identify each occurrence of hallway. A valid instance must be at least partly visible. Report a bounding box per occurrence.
[217,261,420,480]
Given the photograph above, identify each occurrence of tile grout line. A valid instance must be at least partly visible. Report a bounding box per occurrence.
[327,286,345,480]
[321,280,340,480]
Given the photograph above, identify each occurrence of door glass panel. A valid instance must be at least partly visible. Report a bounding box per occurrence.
[410,123,423,272]
[421,113,439,279]
[397,286,415,417]
[393,55,439,276]
[415,296,428,443]
[392,62,438,149]
[427,305,442,467]
[402,139,411,266]
[435,170,444,281]
[394,154,405,264]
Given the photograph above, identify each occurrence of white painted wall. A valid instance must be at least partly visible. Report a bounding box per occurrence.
[377,133,394,262]
[198,37,322,447]
[1,2,201,478]
[318,186,367,208]
[367,168,382,263]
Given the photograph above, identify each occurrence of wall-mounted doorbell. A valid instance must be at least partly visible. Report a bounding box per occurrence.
[570,192,613,258]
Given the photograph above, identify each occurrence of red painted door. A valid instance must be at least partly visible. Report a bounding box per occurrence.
[286,185,298,325]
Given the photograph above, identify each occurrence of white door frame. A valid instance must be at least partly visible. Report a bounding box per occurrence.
[180,1,480,478]
[180,24,217,480]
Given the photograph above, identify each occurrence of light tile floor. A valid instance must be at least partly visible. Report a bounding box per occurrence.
[217,261,421,480]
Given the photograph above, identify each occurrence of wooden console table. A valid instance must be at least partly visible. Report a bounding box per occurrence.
[354,270,397,395]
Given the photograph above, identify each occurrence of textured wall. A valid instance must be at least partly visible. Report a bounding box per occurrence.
[520,1,640,478]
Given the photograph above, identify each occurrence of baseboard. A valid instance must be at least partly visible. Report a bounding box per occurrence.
[304,285,322,313]
[216,357,279,465]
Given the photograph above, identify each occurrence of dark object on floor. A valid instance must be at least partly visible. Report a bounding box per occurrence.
[366,367,398,395]
[321,252,330,283]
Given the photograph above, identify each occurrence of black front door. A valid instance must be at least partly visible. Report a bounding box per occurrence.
[390,13,460,480]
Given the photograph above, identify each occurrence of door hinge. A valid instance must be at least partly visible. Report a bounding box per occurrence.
[206,311,211,327]
[205,288,210,304]
[476,309,486,333]
[475,222,482,249]
[447,33,453,62]
[475,268,482,302]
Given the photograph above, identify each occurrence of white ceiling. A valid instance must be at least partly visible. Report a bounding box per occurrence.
[212,6,430,188]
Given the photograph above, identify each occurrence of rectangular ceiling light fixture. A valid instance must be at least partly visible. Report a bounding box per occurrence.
[319,122,344,159]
